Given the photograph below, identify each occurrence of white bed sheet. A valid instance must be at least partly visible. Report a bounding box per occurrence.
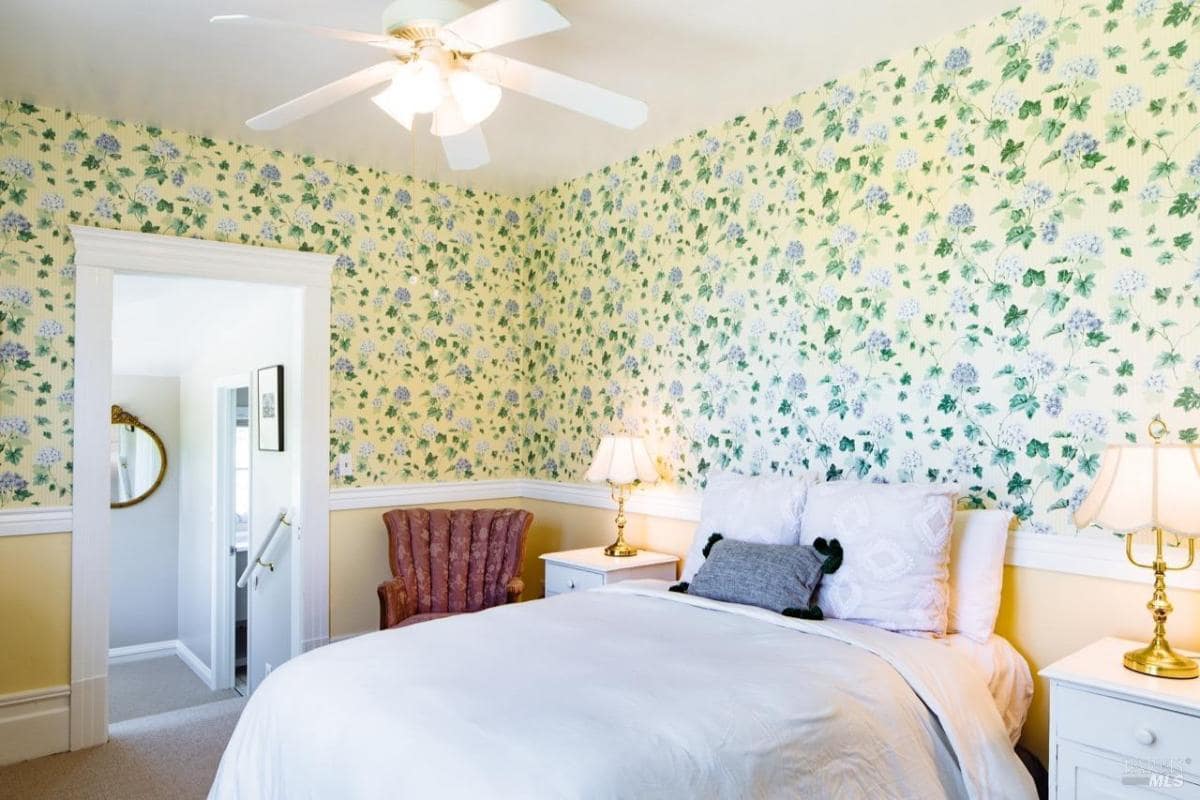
[211,580,1035,800]
[938,633,1034,746]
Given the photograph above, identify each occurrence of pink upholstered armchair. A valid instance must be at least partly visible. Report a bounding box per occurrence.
[378,507,533,630]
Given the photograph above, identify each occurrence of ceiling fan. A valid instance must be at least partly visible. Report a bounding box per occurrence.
[211,0,648,171]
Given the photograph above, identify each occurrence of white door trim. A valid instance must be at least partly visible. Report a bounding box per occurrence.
[70,225,333,751]
[212,376,250,692]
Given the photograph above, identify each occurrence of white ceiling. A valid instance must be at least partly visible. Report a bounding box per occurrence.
[1,1,1015,196]
[113,274,296,377]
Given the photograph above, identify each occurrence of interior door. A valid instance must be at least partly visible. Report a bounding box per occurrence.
[246,365,297,693]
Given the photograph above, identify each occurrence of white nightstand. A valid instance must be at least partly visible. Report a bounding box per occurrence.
[1041,637,1200,799]
[539,547,678,598]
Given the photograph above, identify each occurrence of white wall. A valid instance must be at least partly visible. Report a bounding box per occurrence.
[109,374,180,649]
[112,274,300,686]
[174,287,298,678]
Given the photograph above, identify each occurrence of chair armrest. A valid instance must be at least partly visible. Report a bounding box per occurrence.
[505,576,524,604]
[377,577,410,629]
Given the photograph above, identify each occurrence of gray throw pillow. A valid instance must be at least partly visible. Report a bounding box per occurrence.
[674,534,842,619]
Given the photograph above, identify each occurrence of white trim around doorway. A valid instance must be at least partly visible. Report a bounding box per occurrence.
[70,225,333,752]
[212,375,251,693]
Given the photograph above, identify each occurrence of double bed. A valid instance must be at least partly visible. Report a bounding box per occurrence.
[210,580,1036,799]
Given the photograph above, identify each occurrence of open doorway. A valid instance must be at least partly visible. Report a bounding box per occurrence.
[104,270,305,728]
[71,226,332,752]
[73,224,333,753]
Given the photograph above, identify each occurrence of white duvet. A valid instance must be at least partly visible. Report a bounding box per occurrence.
[210,581,1036,800]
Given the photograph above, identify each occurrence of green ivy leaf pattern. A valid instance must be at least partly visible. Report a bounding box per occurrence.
[0,103,532,504]
[1,0,1199,539]
[523,0,1200,535]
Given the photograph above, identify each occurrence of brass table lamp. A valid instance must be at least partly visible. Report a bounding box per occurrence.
[1073,416,1200,679]
[585,435,659,557]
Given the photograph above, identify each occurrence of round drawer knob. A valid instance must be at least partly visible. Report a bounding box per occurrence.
[1134,727,1156,746]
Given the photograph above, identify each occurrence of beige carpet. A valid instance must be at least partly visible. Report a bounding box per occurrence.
[0,696,245,799]
[109,655,240,723]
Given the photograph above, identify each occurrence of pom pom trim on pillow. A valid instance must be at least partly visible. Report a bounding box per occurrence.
[669,533,842,620]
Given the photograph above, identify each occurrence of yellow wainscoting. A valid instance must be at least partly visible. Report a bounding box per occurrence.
[996,565,1200,761]
[0,533,71,695]
[331,499,523,638]
[12,503,1194,767]
[328,498,694,640]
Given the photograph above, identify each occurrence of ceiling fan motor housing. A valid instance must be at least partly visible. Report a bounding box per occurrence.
[382,0,473,38]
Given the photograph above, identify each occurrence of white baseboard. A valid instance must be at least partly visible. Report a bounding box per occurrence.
[300,631,368,653]
[0,685,70,766]
[68,673,106,751]
[174,640,214,690]
[301,636,329,652]
[108,639,178,664]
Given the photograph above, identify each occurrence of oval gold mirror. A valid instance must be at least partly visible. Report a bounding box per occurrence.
[110,404,167,509]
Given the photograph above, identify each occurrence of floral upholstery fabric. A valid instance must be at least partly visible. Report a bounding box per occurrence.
[378,507,532,629]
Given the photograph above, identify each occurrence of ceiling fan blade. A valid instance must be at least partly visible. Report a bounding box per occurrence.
[441,0,568,52]
[246,61,401,131]
[210,14,412,54]
[468,53,647,129]
[441,126,490,171]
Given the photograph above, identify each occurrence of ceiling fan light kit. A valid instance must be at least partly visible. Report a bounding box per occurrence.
[211,0,648,170]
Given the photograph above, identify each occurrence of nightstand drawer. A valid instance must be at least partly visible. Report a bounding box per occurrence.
[544,563,605,596]
[1057,742,1200,799]
[1056,684,1200,770]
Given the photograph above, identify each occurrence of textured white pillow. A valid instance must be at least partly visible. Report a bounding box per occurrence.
[947,510,1012,644]
[800,482,957,637]
[680,472,813,582]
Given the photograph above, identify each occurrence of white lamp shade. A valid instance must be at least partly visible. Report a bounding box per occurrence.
[370,86,415,130]
[372,60,445,124]
[585,436,659,486]
[447,69,501,126]
[1073,444,1200,536]
[430,96,473,138]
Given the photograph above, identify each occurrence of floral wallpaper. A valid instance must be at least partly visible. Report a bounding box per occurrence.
[524,0,1200,534]
[3,0,1200,538]
[0,101,531,505]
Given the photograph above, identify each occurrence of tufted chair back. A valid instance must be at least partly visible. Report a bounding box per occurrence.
[379,507,533,628]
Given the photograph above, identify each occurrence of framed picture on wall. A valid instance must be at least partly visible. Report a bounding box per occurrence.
[256,365,284,452]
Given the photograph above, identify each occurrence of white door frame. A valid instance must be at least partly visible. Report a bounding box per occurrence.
[70,225,332,750]
[212,375,250,692]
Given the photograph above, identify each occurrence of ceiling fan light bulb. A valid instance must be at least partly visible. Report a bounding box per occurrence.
[448,69,501,125]
[406,59,447,114]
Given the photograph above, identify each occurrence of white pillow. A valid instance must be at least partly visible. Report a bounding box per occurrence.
[800,482,957,637]
[947,510,1011,644]
[680,472,813,582]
